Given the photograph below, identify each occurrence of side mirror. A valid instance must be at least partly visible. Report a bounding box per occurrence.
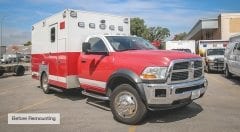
[82,42,91,53]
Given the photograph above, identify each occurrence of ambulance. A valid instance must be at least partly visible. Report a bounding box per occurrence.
[32,9,207,124]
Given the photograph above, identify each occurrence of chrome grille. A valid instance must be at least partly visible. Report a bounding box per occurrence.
[214,58,224,62]
[194,61,202,68]
[171,72,188,81]
[194,69,202,78]
[169,59,203,83]
[173,62,189,70]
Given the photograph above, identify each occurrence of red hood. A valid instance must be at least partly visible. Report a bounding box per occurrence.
[114,50,200,66]
[112,50,201,75]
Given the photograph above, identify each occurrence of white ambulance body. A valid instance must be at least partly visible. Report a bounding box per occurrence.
[31,9,130,88]
[197,40,228,57]
[165,40,196,54]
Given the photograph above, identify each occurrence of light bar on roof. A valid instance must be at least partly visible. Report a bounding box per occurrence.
[89,23,95,29]
[99,24,106,30]
[109,25,115,30]
[78,22,85,28]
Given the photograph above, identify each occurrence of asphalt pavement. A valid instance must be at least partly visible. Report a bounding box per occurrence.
[0,72,240,132]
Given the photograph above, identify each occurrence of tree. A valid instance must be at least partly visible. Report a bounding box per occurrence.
[145,27,170,42]
[130,18,147,37]
[130,17,171,42]
[173,32,187,40]
[23,41,31,46]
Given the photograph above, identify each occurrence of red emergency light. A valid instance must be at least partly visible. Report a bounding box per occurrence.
[60,21,65,29]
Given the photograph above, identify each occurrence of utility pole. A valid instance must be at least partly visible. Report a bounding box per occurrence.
[0,16,6,59]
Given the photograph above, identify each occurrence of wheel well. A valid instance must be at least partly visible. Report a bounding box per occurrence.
[107,77,136,96]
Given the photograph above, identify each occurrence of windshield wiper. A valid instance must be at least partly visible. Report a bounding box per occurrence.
[118,48,139,51]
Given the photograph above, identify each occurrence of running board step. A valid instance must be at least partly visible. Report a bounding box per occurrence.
[82,90,109,101]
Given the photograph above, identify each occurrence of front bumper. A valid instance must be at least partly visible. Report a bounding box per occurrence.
[142,78,208,110]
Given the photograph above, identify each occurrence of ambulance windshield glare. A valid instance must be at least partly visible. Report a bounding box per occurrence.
[106,36,157,51]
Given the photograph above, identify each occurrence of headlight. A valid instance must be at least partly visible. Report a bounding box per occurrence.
[140,67,168,80]
[206,59,214,63]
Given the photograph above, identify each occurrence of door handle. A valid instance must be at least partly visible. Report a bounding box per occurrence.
[81,59,86,63]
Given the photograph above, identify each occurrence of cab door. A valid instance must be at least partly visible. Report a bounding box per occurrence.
[233,43,240,76]
[79,37,114,92]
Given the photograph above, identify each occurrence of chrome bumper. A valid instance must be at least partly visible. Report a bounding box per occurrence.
[142,78,208,105]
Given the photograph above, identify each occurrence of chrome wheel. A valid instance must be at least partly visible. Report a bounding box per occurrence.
[114,91,137,118]
[41,73,50,94]
[42,74,48,90]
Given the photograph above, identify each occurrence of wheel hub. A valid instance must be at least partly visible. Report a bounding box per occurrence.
[115,91,137,118]
[42,75,48,90]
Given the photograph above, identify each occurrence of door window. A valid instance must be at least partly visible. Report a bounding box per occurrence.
[50,27,56,43]
[235,42,240,54]
[88,37,108,52]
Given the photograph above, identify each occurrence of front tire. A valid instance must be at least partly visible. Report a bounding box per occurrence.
[40,73,51,94]
[225,65,232,78]
[110,84,147,124]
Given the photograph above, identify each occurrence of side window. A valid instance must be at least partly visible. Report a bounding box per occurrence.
[236,43,240,53]
[237,43,240,49]
[50,27,55,43]
[88,37,108,52]
[233,43,238,51]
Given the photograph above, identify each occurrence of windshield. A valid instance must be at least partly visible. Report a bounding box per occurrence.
[207,49,225,56]
[106,36,157,51]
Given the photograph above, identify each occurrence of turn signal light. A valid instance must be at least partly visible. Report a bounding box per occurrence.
[141,74,157,79]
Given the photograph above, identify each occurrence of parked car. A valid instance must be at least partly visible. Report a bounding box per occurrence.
[224,34,240,78]
[20,54,31,62]
[204,48,225,72]
[0,54,12,64]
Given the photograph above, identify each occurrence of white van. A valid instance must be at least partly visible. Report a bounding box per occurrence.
[224,34,240,78]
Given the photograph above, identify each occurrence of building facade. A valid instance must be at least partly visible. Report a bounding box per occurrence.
[186,13,240,40]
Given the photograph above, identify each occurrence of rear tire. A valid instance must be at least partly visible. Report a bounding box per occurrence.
[14,65,25,76]
[110,84,147,125]
[41,73,51,94]
[225,65,232,78]
[0,66,4,76]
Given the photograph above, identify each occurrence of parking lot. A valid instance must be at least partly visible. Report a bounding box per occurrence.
[0,72,240,132]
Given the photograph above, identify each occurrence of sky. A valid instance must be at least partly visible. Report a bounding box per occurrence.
[0,0,240,45]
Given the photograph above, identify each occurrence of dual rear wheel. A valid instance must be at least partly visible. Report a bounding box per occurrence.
[40,73,51,94]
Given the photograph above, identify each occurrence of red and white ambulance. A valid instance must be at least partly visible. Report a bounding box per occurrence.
[32,9,207,124]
